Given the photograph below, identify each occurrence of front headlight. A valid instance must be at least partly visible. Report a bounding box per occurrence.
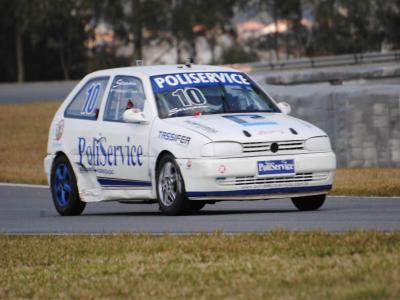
[201,142,243,157]
[304,136,332,152]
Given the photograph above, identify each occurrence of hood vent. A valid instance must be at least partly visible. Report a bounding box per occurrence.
[243,130,252,137]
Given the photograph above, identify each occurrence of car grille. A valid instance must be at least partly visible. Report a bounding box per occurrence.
[242,140,304,153]
[216,172,329,187]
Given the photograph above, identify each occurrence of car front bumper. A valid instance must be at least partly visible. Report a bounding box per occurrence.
[177,152,336,200]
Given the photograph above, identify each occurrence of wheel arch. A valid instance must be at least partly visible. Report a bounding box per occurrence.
[153,150,189,196]
[51,151,69,169]
[155,150,175,173]
[50,151,80,190]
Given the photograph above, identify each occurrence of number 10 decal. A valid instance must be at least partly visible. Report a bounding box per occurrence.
[172,88,207,106]
[81,83,101,115]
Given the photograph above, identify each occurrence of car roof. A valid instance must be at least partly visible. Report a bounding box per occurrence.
[88,64,239,78]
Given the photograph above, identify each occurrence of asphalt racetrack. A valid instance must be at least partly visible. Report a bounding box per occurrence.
[1,184,400,233]
[0,81,76,103]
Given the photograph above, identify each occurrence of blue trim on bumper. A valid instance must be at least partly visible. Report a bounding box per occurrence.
[97,177,152,187]
[186,185,332,198]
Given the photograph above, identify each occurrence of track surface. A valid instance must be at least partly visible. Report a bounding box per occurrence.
[1,185,399,233]
[0,81,76,103]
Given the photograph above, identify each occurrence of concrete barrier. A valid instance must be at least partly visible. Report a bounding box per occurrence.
[263,83,400,167]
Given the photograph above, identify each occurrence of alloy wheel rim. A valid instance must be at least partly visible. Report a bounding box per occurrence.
[54,163,71,207]
[158,162,180,206]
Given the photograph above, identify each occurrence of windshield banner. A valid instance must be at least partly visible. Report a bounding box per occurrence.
[150,72,251,93]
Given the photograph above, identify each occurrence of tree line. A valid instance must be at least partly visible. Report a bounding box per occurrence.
[0,0,399,82]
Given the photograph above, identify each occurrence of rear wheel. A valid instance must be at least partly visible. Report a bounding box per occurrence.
[50,155,85,216]
[291,194,326,211]
[156,154,191,215]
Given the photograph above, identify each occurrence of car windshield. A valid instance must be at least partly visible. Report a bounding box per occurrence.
[151,71,279,118]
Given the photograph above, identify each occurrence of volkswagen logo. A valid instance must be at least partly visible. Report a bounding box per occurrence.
[270,142,279,153]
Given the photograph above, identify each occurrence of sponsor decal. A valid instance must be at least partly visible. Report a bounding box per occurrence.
[55,119,64,141]
[223,114,278,127]
[77,164,115,175]
[158,131,191,145]
[52,142,63,148]
[78,137,143,167]
[218,165,226,174]
[186,160,193,169]
[184,120,218,133]
[81,83,102,115]
[168,105,209,117]
[111,78,138,90]
[150,72,250,93]
[95,169,114,175]
[257,159,295,176]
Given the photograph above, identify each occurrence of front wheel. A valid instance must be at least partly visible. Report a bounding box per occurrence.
[291,194,326,211]
[156,155,191,215]
[187,201,207,212]
[50,155,85,216]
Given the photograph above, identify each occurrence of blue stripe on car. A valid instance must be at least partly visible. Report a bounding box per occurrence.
[186,185,332,198]
[97,177,152,187]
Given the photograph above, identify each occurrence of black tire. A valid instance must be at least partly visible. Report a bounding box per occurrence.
[291,194,326,211]
[50,155,86,216]
[187,201,207,212]
[156,154,191,215]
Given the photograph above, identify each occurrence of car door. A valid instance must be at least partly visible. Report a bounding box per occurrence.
[96,75,152,190]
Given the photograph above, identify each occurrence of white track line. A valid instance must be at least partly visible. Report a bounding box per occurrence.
[0,182,48,189]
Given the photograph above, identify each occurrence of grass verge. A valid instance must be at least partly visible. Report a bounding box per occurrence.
[0,232,399,299]
[0,101,60,185]
[0,101,399,196]
[332,168,400,196]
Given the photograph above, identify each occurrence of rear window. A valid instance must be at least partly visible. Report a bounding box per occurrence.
[65,77,109,120]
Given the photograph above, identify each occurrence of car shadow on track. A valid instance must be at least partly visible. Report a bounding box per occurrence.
[81,208,303,217]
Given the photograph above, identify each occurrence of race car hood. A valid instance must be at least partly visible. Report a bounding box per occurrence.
[163,113,327,143]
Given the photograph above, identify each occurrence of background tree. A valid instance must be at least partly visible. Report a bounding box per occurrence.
[40,0,91,79]
[0,0,42,82]
[377,0,400,50]
[0,0,400,82]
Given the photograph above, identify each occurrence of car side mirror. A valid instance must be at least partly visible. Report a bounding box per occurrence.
[277,102,291,115]
[122,108,150,124]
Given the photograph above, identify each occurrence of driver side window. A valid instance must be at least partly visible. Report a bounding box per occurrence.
[104,76,146,122]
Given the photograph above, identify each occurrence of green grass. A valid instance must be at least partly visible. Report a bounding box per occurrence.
[332,168,400,197]
[0,232,400,299]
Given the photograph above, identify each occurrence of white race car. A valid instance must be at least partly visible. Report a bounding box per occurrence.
[44,64,336,216]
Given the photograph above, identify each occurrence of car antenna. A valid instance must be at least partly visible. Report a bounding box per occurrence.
[185,58,193,68]
[136,60,144,66]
